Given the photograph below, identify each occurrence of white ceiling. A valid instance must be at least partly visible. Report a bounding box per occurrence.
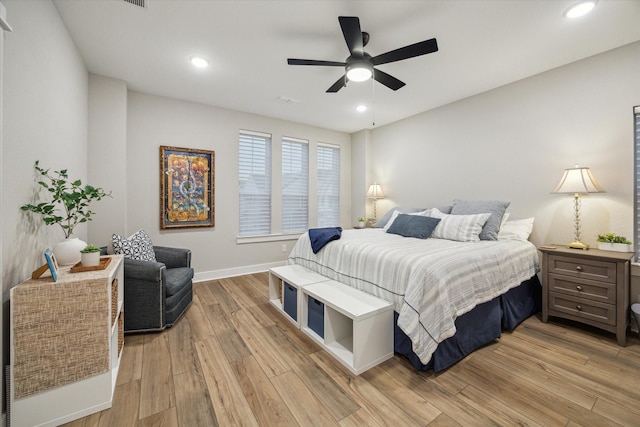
[52,0,640,134]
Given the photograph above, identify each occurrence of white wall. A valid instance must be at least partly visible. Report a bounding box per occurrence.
[88,74,128,247]
[369,41,640,249]
[118,91,351,279]
[1,0,88,416]
[2,0,88,290]
[350,129,369,221]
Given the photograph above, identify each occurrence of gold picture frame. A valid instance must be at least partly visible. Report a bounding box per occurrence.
[160,146,215,229]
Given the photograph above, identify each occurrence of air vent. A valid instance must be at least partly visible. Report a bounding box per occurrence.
[124,0,147,9]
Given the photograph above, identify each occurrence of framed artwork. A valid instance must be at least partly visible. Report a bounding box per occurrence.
[160,146,215,229]
[44,248,59,282]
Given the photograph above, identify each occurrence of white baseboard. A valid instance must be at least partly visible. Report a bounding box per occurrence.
[193,261,286,282]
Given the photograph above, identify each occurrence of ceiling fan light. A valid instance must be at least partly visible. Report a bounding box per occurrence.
[564,1,597,19]
[346,63,373,82]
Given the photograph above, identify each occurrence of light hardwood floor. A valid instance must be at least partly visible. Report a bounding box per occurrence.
[65,273,640,426]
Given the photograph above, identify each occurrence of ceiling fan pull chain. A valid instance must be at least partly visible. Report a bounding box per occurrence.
[372,77,376,127]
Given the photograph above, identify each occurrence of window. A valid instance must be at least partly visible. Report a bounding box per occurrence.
[282,138,309,233]
[634,105,640,260]
[317,144,340,227]
[239,131,271,236]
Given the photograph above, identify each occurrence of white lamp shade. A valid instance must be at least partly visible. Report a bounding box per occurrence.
[366,183,385,198]
[346,62,373,82]
[552,166,604,194]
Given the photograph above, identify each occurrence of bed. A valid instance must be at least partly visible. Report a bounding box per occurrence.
[287,215,540,372]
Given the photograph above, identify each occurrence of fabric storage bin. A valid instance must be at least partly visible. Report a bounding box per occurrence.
[307,295,324,338]
[283,282,297,321]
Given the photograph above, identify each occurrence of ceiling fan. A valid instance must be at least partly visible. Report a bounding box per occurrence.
[287,16,438,93]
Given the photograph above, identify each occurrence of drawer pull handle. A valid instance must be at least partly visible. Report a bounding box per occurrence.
[576,305,583,311]
[576,285,583,292]
[575,266,583,272]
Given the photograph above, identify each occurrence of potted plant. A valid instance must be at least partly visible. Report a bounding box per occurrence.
[20,161,111,265]
[357,217,367,228]
[596,233,633,252]
[80,244,101,267]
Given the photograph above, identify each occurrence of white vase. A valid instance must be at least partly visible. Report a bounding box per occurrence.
[53,237,87,266]
[597,242,633,253]
[81,251,100,267]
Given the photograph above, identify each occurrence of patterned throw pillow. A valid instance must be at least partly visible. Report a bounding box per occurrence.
[112,229,156,261]
[430,208,491,242]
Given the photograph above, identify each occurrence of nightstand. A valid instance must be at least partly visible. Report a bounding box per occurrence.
[539,245,634,346]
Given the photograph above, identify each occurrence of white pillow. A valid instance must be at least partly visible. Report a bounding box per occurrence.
[383,209,431,231]
[498,218,534,241]
[112,229,156,261]
[430,208,491,242]
[500,212,510,229]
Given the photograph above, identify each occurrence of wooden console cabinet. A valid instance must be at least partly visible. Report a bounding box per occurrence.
[539,246,633,346]
[9,255,124,427]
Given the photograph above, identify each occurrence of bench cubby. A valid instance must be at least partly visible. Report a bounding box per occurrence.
[300,280,394,375]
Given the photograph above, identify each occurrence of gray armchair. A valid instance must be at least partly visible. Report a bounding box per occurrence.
[102,245,194,333]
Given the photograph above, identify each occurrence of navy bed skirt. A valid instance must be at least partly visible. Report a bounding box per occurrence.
[394,275,541,373]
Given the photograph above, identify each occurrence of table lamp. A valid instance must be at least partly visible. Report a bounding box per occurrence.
[366,182,385,221]
[552,165,604,250]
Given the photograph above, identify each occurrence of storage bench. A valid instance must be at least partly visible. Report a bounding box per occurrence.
[268,265,394,374]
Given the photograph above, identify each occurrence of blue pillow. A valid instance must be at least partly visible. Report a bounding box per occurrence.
[374,207,425,228]
[386,214,441,239]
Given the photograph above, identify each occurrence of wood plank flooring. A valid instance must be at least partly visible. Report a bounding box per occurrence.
[64,272,640,426]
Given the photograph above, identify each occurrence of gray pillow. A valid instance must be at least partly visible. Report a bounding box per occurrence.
[437,205,453,214]
[386,214,441,239]
[450,199,510,241]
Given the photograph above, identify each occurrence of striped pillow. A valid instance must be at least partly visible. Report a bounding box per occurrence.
[430,208,491,242]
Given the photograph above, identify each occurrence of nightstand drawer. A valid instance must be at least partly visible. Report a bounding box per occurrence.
[548,274,615,304]
[548,255,616,284]
[549,292,615,326]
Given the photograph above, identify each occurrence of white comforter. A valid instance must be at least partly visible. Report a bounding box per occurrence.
[288,228,539,364]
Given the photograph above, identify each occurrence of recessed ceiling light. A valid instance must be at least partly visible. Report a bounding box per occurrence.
[189,56,209,68]
[564,1,597,19]
[356,105,367,112]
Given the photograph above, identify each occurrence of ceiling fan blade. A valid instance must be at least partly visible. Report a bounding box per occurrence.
[288,58,346,66]
[372,38,438,66]
[339,16,363,57]
[326,75,346,93]
[373,69,405,91]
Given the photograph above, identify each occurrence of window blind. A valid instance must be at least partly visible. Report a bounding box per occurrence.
[239,131,271,236]
[317,144,340,227]
[282,138,309,233]
[634,106,640,260]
